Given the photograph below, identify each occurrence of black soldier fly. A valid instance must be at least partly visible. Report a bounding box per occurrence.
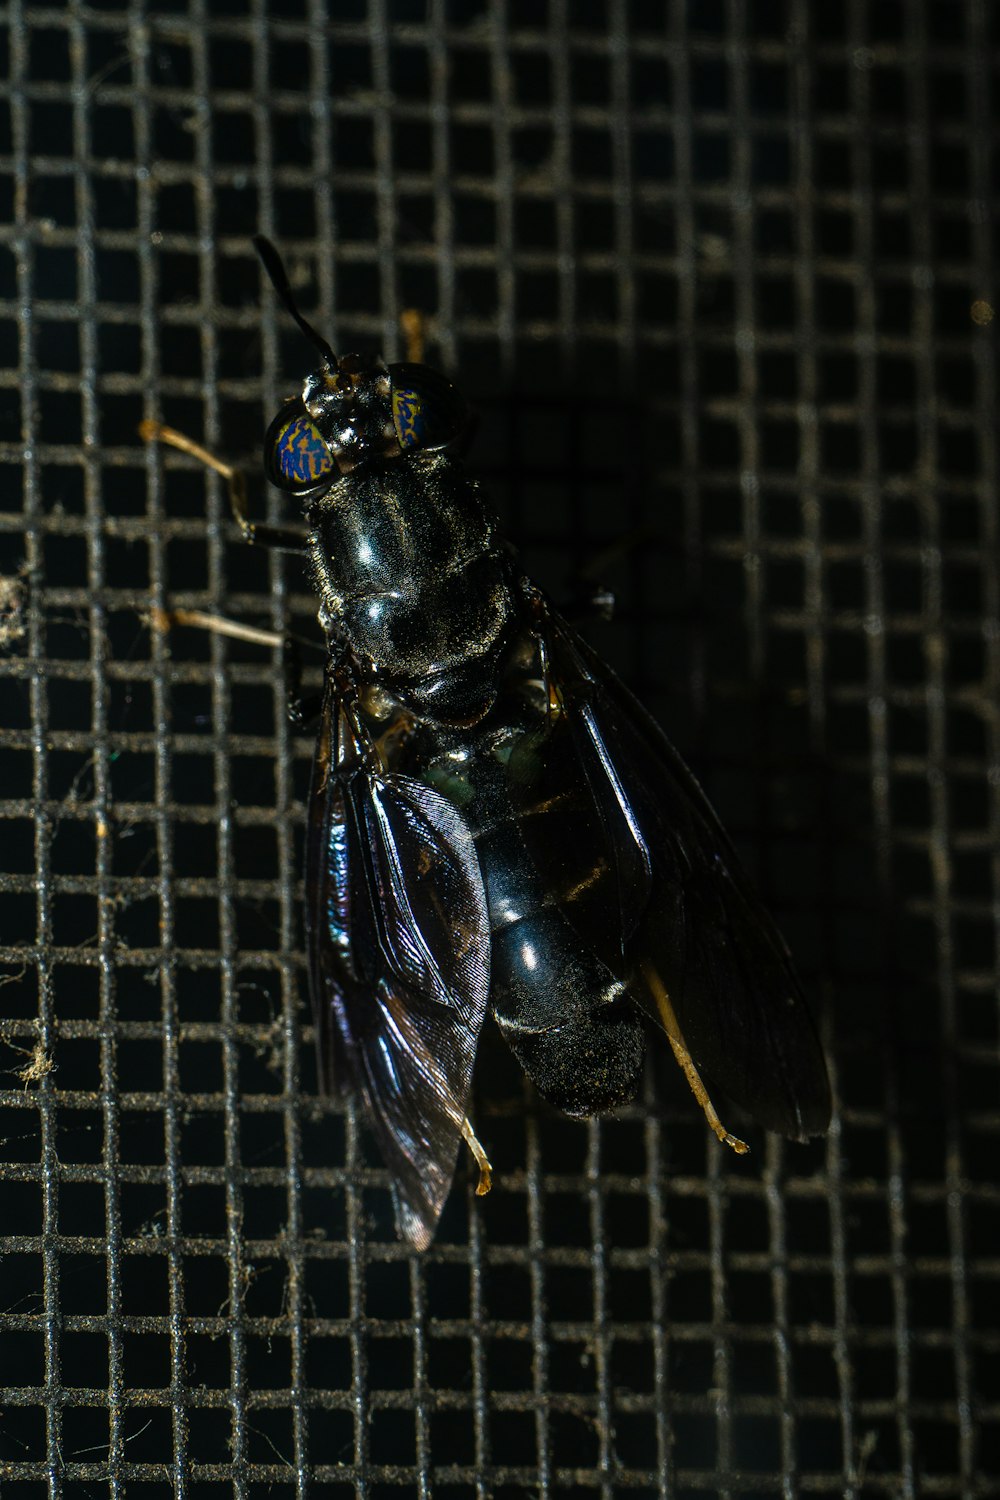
[143,237,831,1250]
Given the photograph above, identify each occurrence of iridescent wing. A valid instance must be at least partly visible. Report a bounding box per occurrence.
[306,681,491,1248]
[514,601,831,1142]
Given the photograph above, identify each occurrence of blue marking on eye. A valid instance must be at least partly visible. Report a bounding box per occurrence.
[390,366,469,453]
[276,413,335,484]
[392,387,428,449]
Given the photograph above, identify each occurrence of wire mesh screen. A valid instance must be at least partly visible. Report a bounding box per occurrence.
[1,0,997,1494]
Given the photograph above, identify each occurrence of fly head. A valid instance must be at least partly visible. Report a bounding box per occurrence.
[255,237,474,498]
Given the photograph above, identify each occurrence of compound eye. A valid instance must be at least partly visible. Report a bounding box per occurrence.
[388,363,472,453]
[265,399,336,493]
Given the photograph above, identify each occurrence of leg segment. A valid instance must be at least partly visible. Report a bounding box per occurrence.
[139,421,309,553]
[461,1117,493,1197]
[640,963,749,1155]
[400,308,427,365]
[281,635,324,725]
[149,611,323,728]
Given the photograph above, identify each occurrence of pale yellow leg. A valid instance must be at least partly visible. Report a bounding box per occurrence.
[400,309,427,365]
[148,607,282,650]
[138,420,251,533]
[461,1116,493,1195]
[641,964,749,1155]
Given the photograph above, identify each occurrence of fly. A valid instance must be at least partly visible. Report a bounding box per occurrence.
[144,237,831,1249]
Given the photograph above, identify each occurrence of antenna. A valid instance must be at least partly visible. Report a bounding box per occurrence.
[253,235,337,366]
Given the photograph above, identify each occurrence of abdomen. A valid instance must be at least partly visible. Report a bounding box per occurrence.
[464,741,646,1116]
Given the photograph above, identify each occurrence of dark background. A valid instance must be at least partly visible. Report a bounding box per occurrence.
[1,1,997,1495]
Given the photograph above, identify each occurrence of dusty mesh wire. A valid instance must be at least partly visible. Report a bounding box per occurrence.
[1,0,998,1495]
